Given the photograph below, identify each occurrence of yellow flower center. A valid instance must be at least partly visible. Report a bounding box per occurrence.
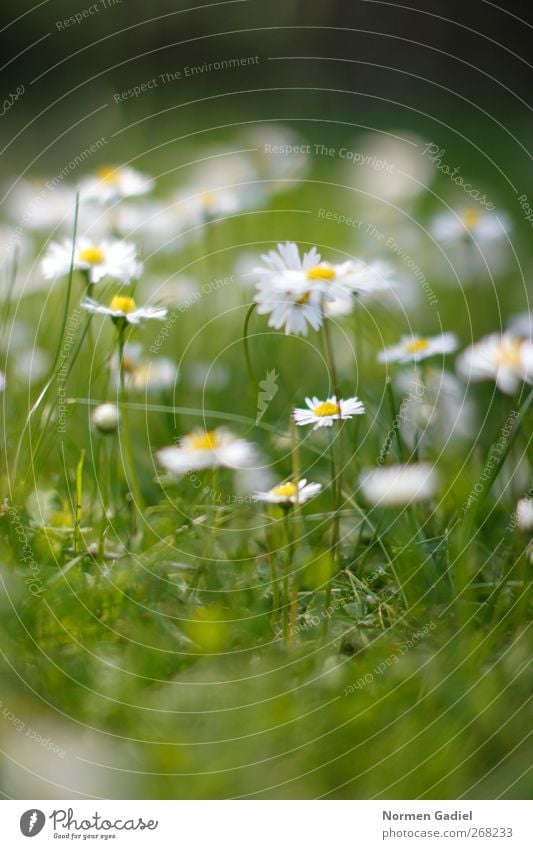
[78,246,105,265]
[272,482,297,498]
[97,166,120,184]
[110,295,136,314]
[499,339,522,367]
[188,430,218,451]
[462,208,480,229]
[313,401,339,417]
[405,338,430,353]
[306,266,336,280]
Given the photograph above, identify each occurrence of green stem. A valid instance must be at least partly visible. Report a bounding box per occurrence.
[282,506,294,643]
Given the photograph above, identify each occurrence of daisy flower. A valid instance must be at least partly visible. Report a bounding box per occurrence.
[456,332,533,395]
[42,237,142,285]
[81,295,167,326]
[430,207,511,243]
[293,395,365,429]
[157,428,255,474]
[79,165,154,203]
[378,333,458,364]
[359,464,438,506]
[254,479,322,505]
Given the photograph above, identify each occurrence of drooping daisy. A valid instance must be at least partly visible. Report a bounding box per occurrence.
[254,479,322,505]
[42,238,142,285]
[430,207,511,243]
[456,332,533,395]
[157,428,255,474]
[359,464,438,506]
[293,395,365,429]
[378,333,458,364]
[81,295,167,326]
[79,165,154,203]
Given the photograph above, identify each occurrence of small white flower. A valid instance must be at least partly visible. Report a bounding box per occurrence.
[42,237,142,285]
[254,478,322,504]
[92,403,121,434]
[293,395,365,429]
[378,333,458,364]
[157,428,255,474]
[79,165,154,203]
[81,295,167,326]
[516,497,533,532]
[456,332,533,395]
[360,464,438,506]
[430,207,511,243]
[0,370,5,391]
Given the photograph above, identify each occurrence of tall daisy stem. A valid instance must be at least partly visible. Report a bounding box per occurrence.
[117,324,144,512]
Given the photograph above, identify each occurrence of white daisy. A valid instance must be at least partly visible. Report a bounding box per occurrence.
[79,165,154,203]
[430,207,511,243]
[42,237,142,285]
[378,333,458,364]
[254,478,322,504]
[456,332,533,395]
[516,497,533,532]
[81,295,167,326]
[293,395,365,429]
[255,242,389,297]
[157,428,255,474]
[359,464,438,506]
